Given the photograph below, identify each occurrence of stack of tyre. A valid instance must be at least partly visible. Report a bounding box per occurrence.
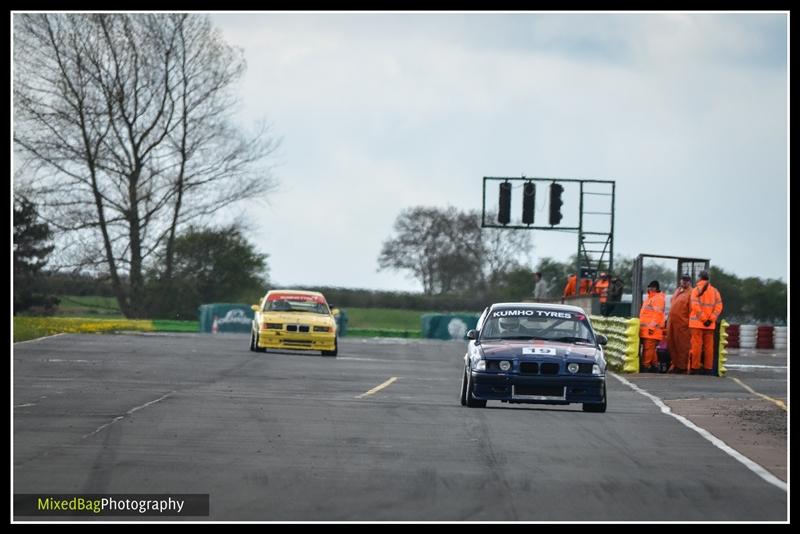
[773,326,787,350]
[756,325,774,349]
[726,323,740,348]
[739,324,757,349]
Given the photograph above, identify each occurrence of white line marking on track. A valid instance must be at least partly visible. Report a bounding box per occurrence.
[82,391,174,439]
[356,377,399,399]
[15,403,36,408]
[338,356,432,364]
[611,373,787,492]
[14,333,67,345]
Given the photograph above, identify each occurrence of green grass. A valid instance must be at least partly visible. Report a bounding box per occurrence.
[344,307,431,331]
[346,328,422,338]
[152,320,199,332]
[54,295,124,317]
[50,298,446,331]
[13,317,51,342]
[19,297,474,339]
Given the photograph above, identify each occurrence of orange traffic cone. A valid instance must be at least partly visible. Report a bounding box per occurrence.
[212,316,219,334]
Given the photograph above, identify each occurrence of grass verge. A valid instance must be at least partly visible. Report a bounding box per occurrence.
[346,328,422,338]
[13,316,154,343]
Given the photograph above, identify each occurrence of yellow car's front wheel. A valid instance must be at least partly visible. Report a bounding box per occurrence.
[250,329,266,353]
[321,338,338,357]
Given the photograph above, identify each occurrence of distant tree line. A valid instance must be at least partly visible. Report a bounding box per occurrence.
[15,192,786,324]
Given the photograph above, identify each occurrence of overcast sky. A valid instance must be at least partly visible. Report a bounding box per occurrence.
[209,12,788,292]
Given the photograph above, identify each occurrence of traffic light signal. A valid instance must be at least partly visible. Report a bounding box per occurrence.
[498,182,511,225]
[522,182,535,224]
[549,183,564,225]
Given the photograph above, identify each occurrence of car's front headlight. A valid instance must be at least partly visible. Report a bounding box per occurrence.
[474,360,486,371]
[313,326,331,332]
[592,364,602,375]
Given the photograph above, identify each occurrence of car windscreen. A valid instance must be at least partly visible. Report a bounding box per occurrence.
[480,308,595,343]
[266,299,329,314]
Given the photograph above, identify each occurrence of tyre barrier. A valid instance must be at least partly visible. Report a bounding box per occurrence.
[739,324,758,348]
[756,325,774,349]
[774,325,787,349]
[726,323,740,348]
[590,316,640,373]
[726,323,785,350]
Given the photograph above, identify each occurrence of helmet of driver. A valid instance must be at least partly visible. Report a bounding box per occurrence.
[499,316,520,331]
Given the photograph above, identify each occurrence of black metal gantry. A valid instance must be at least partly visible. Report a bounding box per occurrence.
[481,176,616,289]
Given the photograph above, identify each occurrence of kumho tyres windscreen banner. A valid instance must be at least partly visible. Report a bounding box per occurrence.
[421,313,481,340]
[198,303,255,333]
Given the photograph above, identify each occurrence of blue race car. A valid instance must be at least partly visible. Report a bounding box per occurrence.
[460,303,608,412]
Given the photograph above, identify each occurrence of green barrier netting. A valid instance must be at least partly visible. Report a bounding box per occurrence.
[198,303,254,333]
[591,316,640,373]
[421,313,481,340]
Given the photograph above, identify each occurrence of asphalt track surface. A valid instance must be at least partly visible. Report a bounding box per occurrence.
[13,333,788,521]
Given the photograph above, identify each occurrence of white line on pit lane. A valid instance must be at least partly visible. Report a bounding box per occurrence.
[611,372,787,493]
[725,364,787,370]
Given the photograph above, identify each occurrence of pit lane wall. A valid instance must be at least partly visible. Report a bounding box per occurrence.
[590,316,640,373]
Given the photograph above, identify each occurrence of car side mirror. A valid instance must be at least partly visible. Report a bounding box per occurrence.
[596,334,608,346]
[466,329,478,340]
[251,305,260,312]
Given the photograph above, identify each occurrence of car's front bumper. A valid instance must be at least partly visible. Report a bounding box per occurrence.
[258,330,336,351]
[471,371,605,404]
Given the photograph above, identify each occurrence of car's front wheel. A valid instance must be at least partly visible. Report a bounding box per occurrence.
[253,331,266,353]
[321,338,338,357]
[460,367,468,406]
[465,367,487,408]
[582,382,607,413]
[249,329,256,352]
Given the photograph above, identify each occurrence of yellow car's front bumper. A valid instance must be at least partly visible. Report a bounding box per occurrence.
[257,330,336,351]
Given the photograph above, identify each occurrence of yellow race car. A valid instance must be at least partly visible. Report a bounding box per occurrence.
[249,289,338,356]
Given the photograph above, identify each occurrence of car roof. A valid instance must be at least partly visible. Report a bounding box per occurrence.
[489,302,588,314]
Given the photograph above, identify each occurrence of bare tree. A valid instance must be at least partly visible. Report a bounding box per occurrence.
[377,206,532,295]
[377,207,454,295]
[14,13,278,317]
